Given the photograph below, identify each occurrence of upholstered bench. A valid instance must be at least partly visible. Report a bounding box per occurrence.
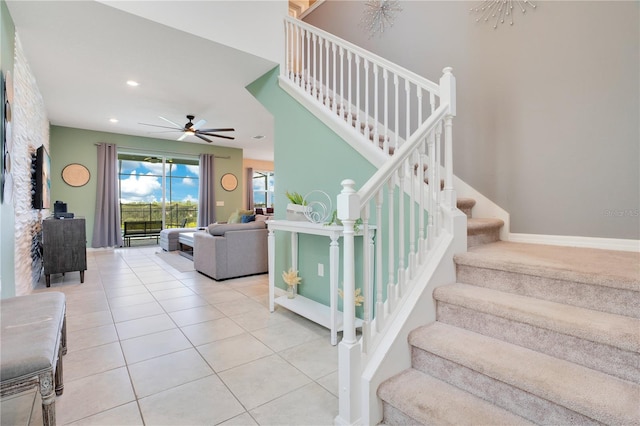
[159,227,197,251]
[1,292,67,426]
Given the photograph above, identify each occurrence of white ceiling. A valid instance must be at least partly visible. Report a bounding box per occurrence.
[5,1,286,161]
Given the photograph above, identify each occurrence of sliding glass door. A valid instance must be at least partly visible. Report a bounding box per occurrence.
[118,153,199,229]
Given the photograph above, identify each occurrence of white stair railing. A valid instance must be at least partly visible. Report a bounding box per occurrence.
[283,16,442,157]
[281,17,458,425]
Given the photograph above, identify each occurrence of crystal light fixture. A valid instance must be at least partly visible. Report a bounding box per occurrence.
[361,0,402,38]
[471,0,537,29]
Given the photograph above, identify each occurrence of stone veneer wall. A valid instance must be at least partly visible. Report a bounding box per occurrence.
[12,35,49,295]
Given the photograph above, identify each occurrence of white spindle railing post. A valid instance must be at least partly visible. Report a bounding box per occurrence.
[375,189,385,332]
[331,42,337,114]
[361,203,371,353]
[397,164,406,294]
[355,55,361,132]
[439,67,456,210]
[312,33,317,99]
[364,60,370,136]
[409,152,416,278]
[383,69,389,154]
[373,64,379,147]
[394,74,400,151]
[387,177,396,311]
[336,179,362,426]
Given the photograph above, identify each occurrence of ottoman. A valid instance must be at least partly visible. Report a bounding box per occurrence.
[1,292,67,426]
[159,228,197,251]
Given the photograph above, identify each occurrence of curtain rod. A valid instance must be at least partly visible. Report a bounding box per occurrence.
[94,144,230,159]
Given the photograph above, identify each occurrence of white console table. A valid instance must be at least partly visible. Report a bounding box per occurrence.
[267,220,370,345]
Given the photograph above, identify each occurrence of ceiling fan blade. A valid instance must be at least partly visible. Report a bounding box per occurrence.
[198,128,234,133]
[195,134,213,143]
[139,122,181,130]
[159,116,182,128]
[191,119,206,131]
[199,132,235,140]
[177,132,188,141]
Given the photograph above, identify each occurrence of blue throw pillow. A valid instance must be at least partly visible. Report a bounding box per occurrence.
[241,214,256,223]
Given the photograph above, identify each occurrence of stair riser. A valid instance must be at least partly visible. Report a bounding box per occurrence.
[381,403,421,425]
[467,231,500,248]
[437,303,640,384]
[456,264,640,318]
[411,348,601,425]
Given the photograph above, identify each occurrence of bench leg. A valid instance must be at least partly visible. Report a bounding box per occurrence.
[61,314,67,355]
[55,342,64,396]
[39,370,56,426]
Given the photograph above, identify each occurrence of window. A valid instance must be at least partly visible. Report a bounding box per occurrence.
[118,153,199,228]
[253,171,274,208]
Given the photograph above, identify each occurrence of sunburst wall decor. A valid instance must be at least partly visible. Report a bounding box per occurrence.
[361,0,402,37]
[471,0,537,29]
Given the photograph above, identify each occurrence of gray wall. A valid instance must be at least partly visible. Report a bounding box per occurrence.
[305,1,639,240]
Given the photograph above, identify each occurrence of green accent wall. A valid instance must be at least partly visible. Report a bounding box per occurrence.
[50,126,244,246]
[1,0,15,298]
[247,67,376,306]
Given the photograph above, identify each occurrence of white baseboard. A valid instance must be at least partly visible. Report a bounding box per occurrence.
[508,233,640,252]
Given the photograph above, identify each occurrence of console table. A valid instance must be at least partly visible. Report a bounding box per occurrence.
[42,218,87,287]
[267,220,371,345]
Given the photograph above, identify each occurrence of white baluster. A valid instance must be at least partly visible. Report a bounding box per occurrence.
[324,38,330,108]
[318,37,323,103]
[355,55,361,133]
[339,46,345,117]
[387,176,396,311]
[332,42,337,114]
[361,203,370,354]
[409,152,416,278]
[397,165,406,294]
[394,74,399,151]
[305,30,311,94]
[373,64,379,148]
[383,69,389,155]
[405,80,411,141]
[347,51,353,124]
[427,131,436,249]
[418,138,427,259]
[312,33,317,99]
[295,25,301,86]
[434,121,442,236]
[364,60,370,137]
[430,92,436,117]
[375,189,385,332]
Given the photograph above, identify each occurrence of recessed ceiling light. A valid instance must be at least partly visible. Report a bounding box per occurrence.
[109,118,119,123]
[253,135,265,140]
[126,80,139,87]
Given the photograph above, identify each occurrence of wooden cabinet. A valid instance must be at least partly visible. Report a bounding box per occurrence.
[42,218,87,287]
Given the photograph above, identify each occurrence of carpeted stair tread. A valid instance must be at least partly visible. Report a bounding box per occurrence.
[466,217,504,235]
[409,322,640,425]
[455,241,640,291]
[434,283,640,352]
[456,197,476,211]
[378,368,535,426]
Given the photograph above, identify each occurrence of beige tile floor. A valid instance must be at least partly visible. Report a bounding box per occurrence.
[1,244,339,425]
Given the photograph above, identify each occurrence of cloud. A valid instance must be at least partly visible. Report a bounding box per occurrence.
[186,165,199,176]
[120,172,161,203]
[182,177,196,186]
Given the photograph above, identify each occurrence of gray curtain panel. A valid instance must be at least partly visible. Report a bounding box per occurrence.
[92,143,123,248]
[198,153,216,227]
[246,167,254,209]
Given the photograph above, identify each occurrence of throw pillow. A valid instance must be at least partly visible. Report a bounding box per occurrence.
[241,214,256,223]
[227,210,241,224]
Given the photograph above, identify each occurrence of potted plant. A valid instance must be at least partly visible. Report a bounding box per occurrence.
[282,267,302,298]
[285,191,311,221]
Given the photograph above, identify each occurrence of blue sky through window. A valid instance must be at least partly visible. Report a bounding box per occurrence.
[119,158,199,204]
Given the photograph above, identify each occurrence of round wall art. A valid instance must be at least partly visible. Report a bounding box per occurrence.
[221,173,238,191]
[62,163,91,187]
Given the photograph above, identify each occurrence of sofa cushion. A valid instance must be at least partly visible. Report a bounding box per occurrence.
[228,209,254,224]
[241,214,256,223]
[208,221,266,236]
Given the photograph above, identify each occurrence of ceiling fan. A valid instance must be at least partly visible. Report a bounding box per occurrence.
[140,114,235,143]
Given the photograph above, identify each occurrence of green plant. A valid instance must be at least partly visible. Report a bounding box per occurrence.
[325,209,363,232]
[285,191,307,205]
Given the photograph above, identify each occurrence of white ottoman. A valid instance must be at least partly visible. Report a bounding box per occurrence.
[159,228,197,251]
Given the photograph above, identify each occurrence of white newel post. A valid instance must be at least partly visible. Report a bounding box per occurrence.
[335,179,362,426]
[439,67,457,210]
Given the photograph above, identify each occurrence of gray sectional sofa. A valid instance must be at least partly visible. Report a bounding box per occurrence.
[193,221,268,280]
